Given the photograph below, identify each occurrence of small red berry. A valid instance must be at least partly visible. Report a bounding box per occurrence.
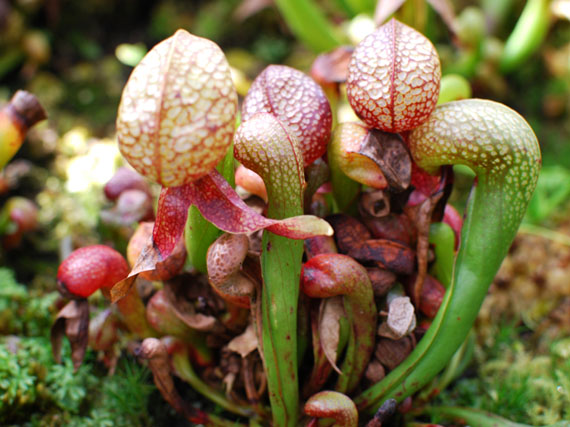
[57,245,129,298]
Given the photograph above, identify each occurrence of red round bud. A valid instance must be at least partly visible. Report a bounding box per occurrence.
[57,245,129,298]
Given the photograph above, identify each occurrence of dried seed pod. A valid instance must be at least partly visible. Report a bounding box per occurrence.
[326,213,371,254]
[116,30,237,187]
[360,190,390,218]
[241,65,332,166]
[346,18,441,133]
[206,233,255,308]
[127,222,186,281]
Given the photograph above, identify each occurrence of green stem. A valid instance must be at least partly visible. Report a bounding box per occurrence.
[185,143,235,273]
[425,406,532,427]
[355,99,541,411]
[500,0,551,73]
[428,222,455,287]
[274,0,345,52]
[171,348,255,419]
[234,113,309,426]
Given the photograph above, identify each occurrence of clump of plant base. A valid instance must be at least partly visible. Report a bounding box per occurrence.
[51,19,541,426]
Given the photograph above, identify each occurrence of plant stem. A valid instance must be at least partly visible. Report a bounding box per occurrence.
[186,143,235,273]
[274,0,345,53]
[234,114,309,426]
[424,406,532,427]
[171,348,255,419]
[354,100,541,411]
[114,285,157,338]
[428,222,455,287]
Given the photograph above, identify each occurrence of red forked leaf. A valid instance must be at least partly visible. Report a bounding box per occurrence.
[154,170,332,259]
[112,170,332,301]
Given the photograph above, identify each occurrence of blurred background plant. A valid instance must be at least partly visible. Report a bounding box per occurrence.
[0,0,568,425]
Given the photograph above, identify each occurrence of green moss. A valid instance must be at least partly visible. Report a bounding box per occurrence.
[435,328,570,425]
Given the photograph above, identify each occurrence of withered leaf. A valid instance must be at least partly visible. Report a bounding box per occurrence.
[227,323,259,358]
[163,280,222,333]
[318,296,346,374]
[405,191,443,304]
[110,232,162,302]
[378,296,416,339]
[51,299,89,371]
[326,214,371,254]
[363,213,417,246]
[360,130,411,192]
[137,338,210,424]
[359,190,391,218]
[348,239,415,275]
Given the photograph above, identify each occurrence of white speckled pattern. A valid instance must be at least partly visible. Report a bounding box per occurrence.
[408,99,541,233]
[116,30,237,187]
[234,112,305,210]
[241,65,332,166]
[347,19,440,133]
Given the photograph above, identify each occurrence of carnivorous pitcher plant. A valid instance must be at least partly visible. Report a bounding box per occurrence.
[53,19,541,426]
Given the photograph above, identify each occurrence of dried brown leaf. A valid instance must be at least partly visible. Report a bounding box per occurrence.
[137,338,207,423]
[348,239,415,275]
[318,296,345,374]
[326,214,371,254]
[363,213,417,246]
[405,191,443,305]
[366,267,396,297]
[360,190,391,218]
[51,299,89,371]
[110,233,162,302]
[375,336,415,370]
[378,296,416,339]
[227,323,259,358]
[360,130,411,192]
